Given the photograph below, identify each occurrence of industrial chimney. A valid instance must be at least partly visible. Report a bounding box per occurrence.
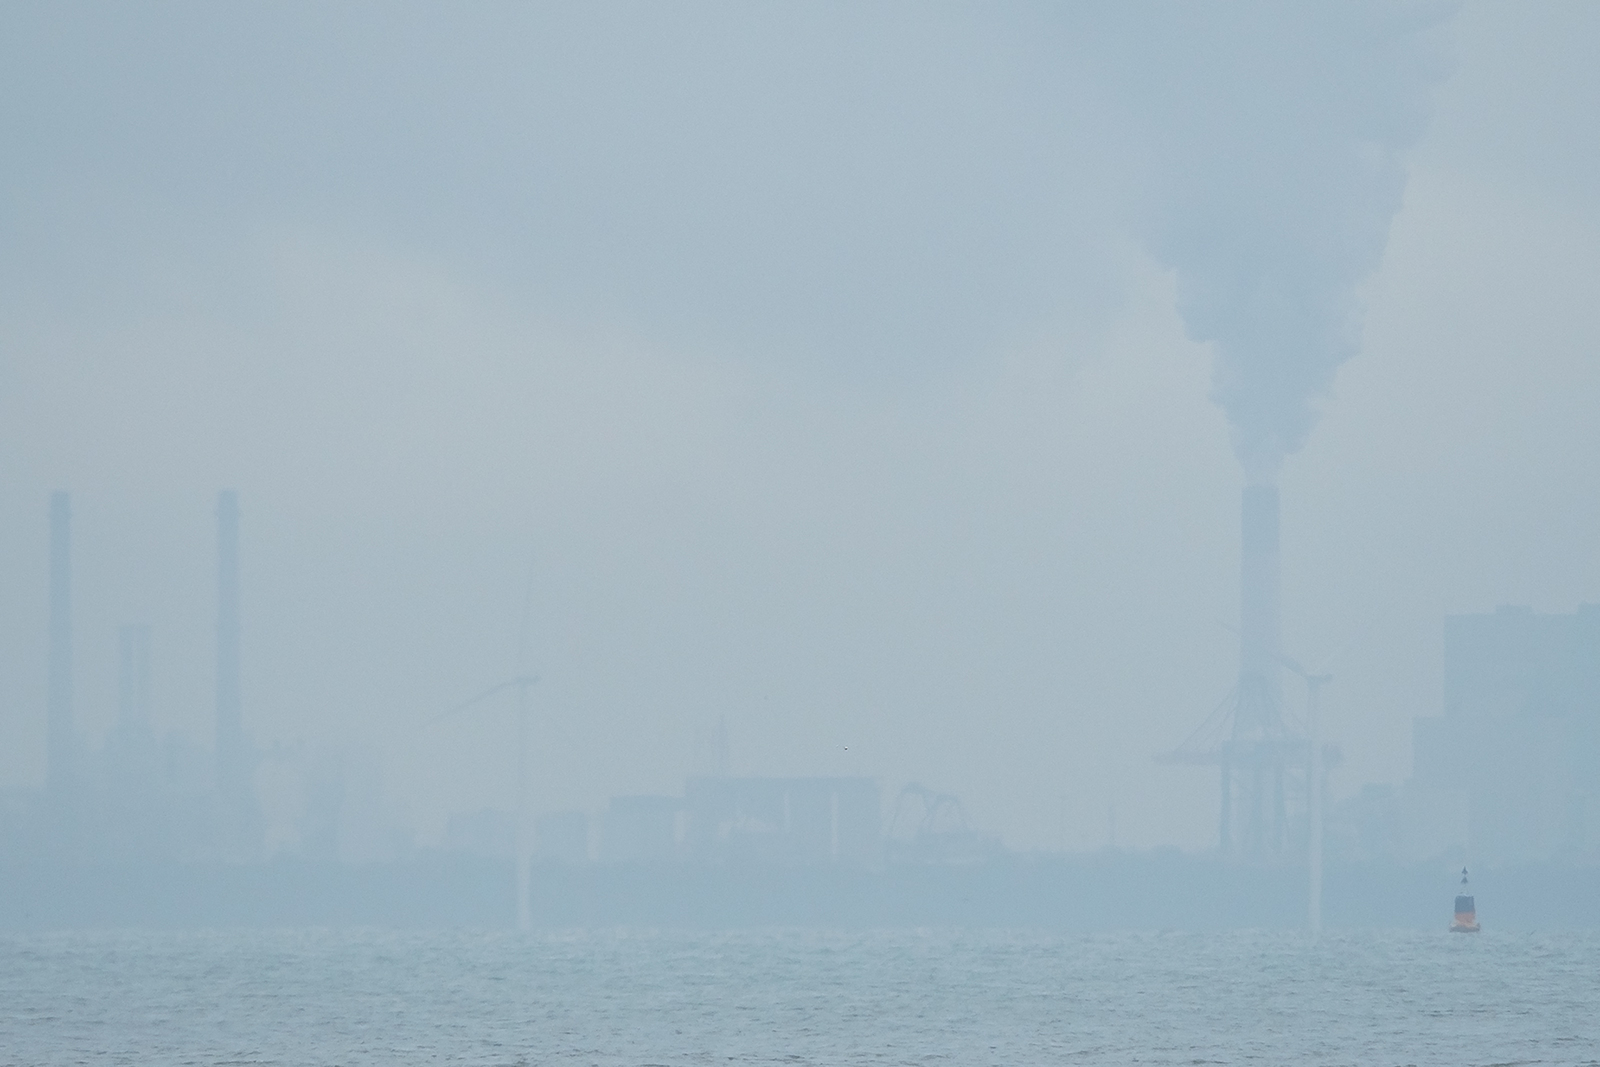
[1231,483,1286,854]
[47,491,75,798]
[1238,485,1282,723]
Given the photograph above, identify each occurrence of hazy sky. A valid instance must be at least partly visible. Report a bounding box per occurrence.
[3,2,1599,853]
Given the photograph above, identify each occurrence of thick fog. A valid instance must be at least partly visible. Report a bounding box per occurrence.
[3,1,1599,856]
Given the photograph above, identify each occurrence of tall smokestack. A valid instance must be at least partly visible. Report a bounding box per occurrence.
[47,491,74,796]
[1230,483,1284,855]
[215,490,243,800]
[1238,485,1281,708]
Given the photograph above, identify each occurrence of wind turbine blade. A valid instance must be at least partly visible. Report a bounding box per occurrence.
[429,678,518,725]
[1277,653,1311,679]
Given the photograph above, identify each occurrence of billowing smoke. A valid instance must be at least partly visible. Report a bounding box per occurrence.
[1087,3,1451,482]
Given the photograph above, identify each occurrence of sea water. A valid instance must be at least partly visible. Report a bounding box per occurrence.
[2,928,1595,1065]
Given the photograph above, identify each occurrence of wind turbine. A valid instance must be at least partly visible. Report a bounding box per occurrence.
[431,565,540,932]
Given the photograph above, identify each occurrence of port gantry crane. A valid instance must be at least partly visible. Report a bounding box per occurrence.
[1159,640,1339,863]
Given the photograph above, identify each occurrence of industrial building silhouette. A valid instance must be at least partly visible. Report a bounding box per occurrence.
[4,490,1598,929]
[1,490,263,866]
[1406,604,1600,865]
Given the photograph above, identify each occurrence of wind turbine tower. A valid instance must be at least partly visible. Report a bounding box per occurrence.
[435,566,541,931]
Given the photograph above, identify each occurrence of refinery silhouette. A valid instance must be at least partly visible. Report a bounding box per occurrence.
[4,484,1597,931]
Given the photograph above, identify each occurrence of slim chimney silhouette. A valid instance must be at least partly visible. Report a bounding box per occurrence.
[1239,485,1281,713]
[47,492,74,796]
[215,490,244,800]
[1229,483,1286,855]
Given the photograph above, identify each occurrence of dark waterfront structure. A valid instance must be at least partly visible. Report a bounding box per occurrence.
[3,850,1592,931]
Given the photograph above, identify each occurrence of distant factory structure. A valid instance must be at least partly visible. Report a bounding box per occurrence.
[1164,484,1323,861]
[593,777,882,866]
[1158,486,1600,875]
[440,777,1006,871]
[0,490,265,864]
[1404,604,1600,865]
[1,486,990,877]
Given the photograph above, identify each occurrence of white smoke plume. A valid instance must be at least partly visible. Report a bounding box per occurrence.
[1087,3,1452,481]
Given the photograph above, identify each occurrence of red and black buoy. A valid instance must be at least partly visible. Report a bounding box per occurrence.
[1450,867,1480,933]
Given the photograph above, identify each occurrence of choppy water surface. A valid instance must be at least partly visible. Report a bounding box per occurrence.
[1,928,1595,1066]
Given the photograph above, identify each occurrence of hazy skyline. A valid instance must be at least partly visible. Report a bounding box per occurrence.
[4,2,1600,854]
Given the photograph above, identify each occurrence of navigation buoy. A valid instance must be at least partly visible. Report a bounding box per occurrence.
[1450,867,1480,933]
